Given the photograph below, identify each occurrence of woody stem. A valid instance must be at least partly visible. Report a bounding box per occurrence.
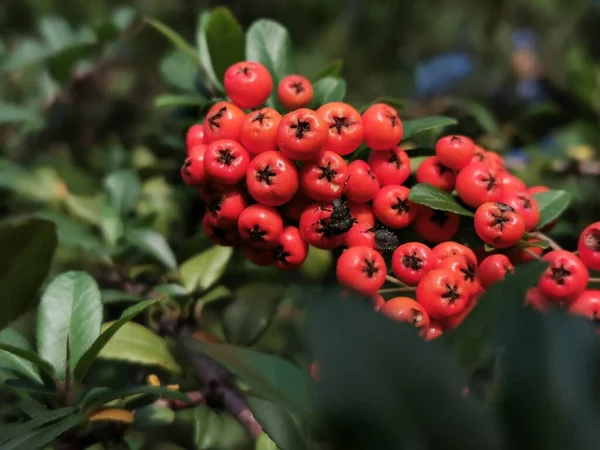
[530,231,563,251]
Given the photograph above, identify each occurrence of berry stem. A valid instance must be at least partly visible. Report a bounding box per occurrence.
[523,248,542,260]
[530,231,563,251]
[588,278,600,284]
[386,275,405,286]
[377,287,416,294]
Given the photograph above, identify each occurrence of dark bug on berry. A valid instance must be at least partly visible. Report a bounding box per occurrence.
[315,197,356,237]
[369,223,400,254]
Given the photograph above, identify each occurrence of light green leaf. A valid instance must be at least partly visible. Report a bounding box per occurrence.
[204,7,244,85]
[125,228,177,271]
[159,49,198,92]
[0,328,42,383]
[104,169,140,216]
[99,203,123,247]
[180,246,233,293]
[0,407,77,445]
[310,77,346,109]
[154,94,207,109]
[401,116,458,141]
[256,432,280,450]
[134,405,176,430]
[533,190,572,229]
[145,18,200,68]
[196,12,223,91]
[63,193,104,227]
[1,413,82,450]
[300,246,332,281]
[445,98,500,135]
[409,183,474,216]
[0,102,44,125]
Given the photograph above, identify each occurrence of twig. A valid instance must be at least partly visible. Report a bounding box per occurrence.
[588,278,600,284]
[377,287,416,294]
[530,231,563,251]
[386,275,405,286]
[523,248,542,260]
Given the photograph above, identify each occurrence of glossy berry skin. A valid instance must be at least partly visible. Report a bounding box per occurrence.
[300,150,348,202]
[474,202,525,248]
[538,250,589,301]
[278,75,313,110]
[274,226,308,270]
[372,185,416,229]
[499,190,540,231]
[456,162,503,208]
[282,190,312,222]
[204,186,247,228]
[240,108,282,155]
[246,151,298,206]
[432,242,477,266]
[237,205,284,250]
[299,203,347,249]
[416,269,469,320]
[569,291,600,332]
[370,294,386,310]
[367,147,411,186]
[379,297,430,336]
[425,322,444,341]
[415,156,456,193]
[317,102,364,156]
[498,171,527,193]
[578,222,600,272]
[414,206,460,244]
[345,221,376,249]
[181,144,209,187]
[485,151,505,170]
[362,103,403,150]
[478,254,514,289]
[435,135,475,170]
[276,108,328,161]
[202,214,242,247]
[244,246,276,266]
[471,145,489,164]
[204,139,250,185]
[438,255,481,296]
[186,124,205,149]
[336,246,387,295]
[203,102,245,143]
[392,242,438,286]
[343,160,380,203]
[347,201,375,227]
[223,61,273,109]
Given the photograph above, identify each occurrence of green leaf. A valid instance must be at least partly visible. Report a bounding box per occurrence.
[154,94,207,109]
[300,246,332,281]
[145,18,200,68]
[445,98,500,135]
[0,329,42,383]
[311,59,343,82]
[310,77,346,108]
[256,432,280,450]
[97,322,181,373]
[223,283,286,346]
[204,7,244,85]
[37,271,103,381]
[0,218,57,330]
[104,169,140,216]
[248,396,307,450]
[134,404,176,430]
[0,102,44,125]
[532,190,572,229]
[100,202,124,247]
[82,385,189,411]
[196,12,223,91]
[101,290,142,304]
[153,283,190,297]
[401,116,458,141]
[73,298,162,382]
[3,378,56,394]
[517,238,550,250]
[125,228,178,271]
[180,246,233,293]
[358,96,406,113]
[1,413,82,450]
[409,183,474,216]
[159,49,198,92]
[0,407,77,445]
[63,193,104,227]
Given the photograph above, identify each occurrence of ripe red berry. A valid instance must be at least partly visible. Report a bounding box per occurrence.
[237,205,284,249]
[498,171,526,193]
[568,291,600,332]
[274,226,308,270]
[370,293,386,310]
[316,102,364,156]
[181,144,209,187]
[336,246,387,295]
[203,102,245,143]
[478,254,514,289]
[204,186,247,227]
[415,156,456,193]
[474,202,525,248]
[240,107,282,155]
[246,151,298,206]
[223,61,273,109]
[276,108,328,160]
[538,250,589,302]
[299,203,347,249]
[413,206,460,244]
[435,135,475,170]
[379,297,430,336]
[424,322,444,341]
[347,201,375,227]
[578,222,600,272]
[367,147,411,186]
[499,190,540,231]
[186,124,205,149]
[277,75,313,110]
[202,214,242,247]
[471,145,488,164]
[438,255,481,296]
[456,162,503,208]
[392,242,438,286]
[416,269,469,320]
[432,242,477,265]
[362,103,403,150]
[343,160,380,203]
[244,246,276,266]
[372,185,416,229]
[345,221,376,249]
[204,139,250,185]
[300,150,348,202]
[485,151,505,170]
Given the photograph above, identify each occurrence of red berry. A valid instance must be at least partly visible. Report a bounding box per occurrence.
[204,186,247,227]
[274,226,308,270]
[392,242,438,286]
[456,162,504,208]
[538,250,589,302]
[246,151,298,206]
[240,107,282,155]
[498,171,526,193]
[345,221,376,249]
[379,297,430,336]
[578,222,600,272]
[413,207,460,244]
[367,147,411,186]
[204,139,250,185]
[371,293,386,310]
[277,75,313,110]
[416,269,469,320]
[372,185,416,229]
[237,205,284,249]
[223,61,273,109]
[438,255,481,296]
[181,144,209,187]
[471,145,488,164]
[435,135,475,170]
[347,201,375,227]
[424,322,444,341]
[478,254,514,289]
[186,124,205,149]
[485,151,505,170]
[474,202,525,248]
[317,102,364,156]
[415,156,456,193]
[299,203,347,249]
[336,246,387,295]
[432,242,478,265]
[202,214,242,247]
[276,108,328,161]
[499,190,540,231]
[310,361,320,381]
[568,290,600,332]
[300,150,348,202]
[343,160,380,203]
[244,246,276,266]
[362,103,403,150]
[203,102,245,143]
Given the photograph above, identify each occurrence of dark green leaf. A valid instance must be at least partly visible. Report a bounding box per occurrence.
[517,239,550,250]
[402,116,458,141]
[153,284,190,297]
[125,228,178,271]
[0,342,54,380]
[196,12,223,91]
[104,169,140,216]
[223,283,286,346]
[1,413,82,450]
[37,271,103,381]
[0,407,76,445]
[404,147,435,158]
[3,378,55,394]
[145,18,200,68]
[0,218,57,330]
[358,97,406,114]
[248,396,308,450]
[533,190,571,229]
[101,290,142,304]
[154,94,207,109]
[180,246,233,292]
[73,298,162,382]
[409,183,474,216]
[445,98,500,135]
[0,328,42,383]
[310,77,346,108]
[134,405,176,430]
[204,7,244,85]
[311,59,343,82]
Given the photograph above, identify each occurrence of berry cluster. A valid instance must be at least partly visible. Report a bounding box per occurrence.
[180,60,600,341]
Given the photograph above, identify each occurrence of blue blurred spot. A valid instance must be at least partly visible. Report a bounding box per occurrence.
[512,28,537,51]
[414,52,473,97]
[516,79,548,102]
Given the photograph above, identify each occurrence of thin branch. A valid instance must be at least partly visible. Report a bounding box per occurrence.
[386,275,405,286]
[377,287,416,294]
[523,248,542,260]
[530,231,563,251]
[589,278,600,284]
